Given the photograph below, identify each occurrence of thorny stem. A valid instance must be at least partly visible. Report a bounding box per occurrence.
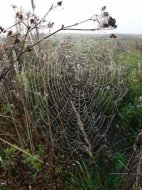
[4,16,32,32]
[35,4,54,26]
[64,14,97,29]
[5,21,22,31]
[29,27,63,48]
[0,18,98,82]
[24,3,54,37]
[0,27,62,81]
[63,28,98,31]
[0,19,95,81]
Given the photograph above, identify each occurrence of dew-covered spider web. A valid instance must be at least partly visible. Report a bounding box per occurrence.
[0,36,127,155]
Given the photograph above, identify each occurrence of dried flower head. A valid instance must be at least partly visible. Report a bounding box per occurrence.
[16,12,23,20]
[13,37,20,44]
[110,33,117,39]
[25,46,32,52]
[11,4,17,9]
[61,24,64,29]
[19,14,23,20]
[48,22,54,29]
[101,6,106,11]
[0,26,4,33]
[30,18,35,24]
[57,1,62,6]
[7,31,13,36]
[103,12,109,17]
[16,12,20,18]
[108,16,117,28]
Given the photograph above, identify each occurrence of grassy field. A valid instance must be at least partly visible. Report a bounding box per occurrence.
[0,34,142,190]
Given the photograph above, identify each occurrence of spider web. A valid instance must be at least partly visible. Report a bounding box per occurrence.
[21,36,126,155]
[0,35,127,156]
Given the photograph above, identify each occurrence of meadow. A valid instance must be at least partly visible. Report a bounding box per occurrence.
[0,33,142,190]
[0,3,142,190]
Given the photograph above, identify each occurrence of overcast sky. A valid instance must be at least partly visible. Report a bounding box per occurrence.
[0,0,142,34]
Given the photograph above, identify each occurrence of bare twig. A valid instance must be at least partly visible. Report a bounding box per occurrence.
[0,5,117,82]
[25,27,63,49]
[63,28,98,31]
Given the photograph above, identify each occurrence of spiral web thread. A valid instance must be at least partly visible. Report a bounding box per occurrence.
[0,36,127,155]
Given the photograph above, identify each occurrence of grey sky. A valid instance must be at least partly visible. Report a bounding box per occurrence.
[0,0,142,34]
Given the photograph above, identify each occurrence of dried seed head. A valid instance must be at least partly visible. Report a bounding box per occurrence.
[110,33,117,39]
[25,46,32,52]
[19,14,23,20]
[16,12,20,18]
[101,6,106,11]
[48,22,54,29]
[108,16,117,28]
[7,31,13,36]
[13,38,20,44]
[57,1,62,6]
[11,4,17,9]
[61,24,64,29]
[30,18,35,24]
[0,26,4,33]
[16,12,23,19]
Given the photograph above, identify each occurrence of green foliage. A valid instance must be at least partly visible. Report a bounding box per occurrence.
[0,187,8,190]
[22,149,42,173]
[1,105,11,115]
[65,160,95,190]
[1,146,17,168]
[1,38,142,189]
[111,50,142,150]
[106,152,127,189]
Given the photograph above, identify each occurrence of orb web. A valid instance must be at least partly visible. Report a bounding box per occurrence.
[0,36,127,155]
[19,36,126,155]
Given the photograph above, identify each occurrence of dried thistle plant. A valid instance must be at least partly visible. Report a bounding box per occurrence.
[0,4,117,82]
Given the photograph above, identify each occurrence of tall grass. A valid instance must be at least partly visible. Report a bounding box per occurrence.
[0,2,142,190]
